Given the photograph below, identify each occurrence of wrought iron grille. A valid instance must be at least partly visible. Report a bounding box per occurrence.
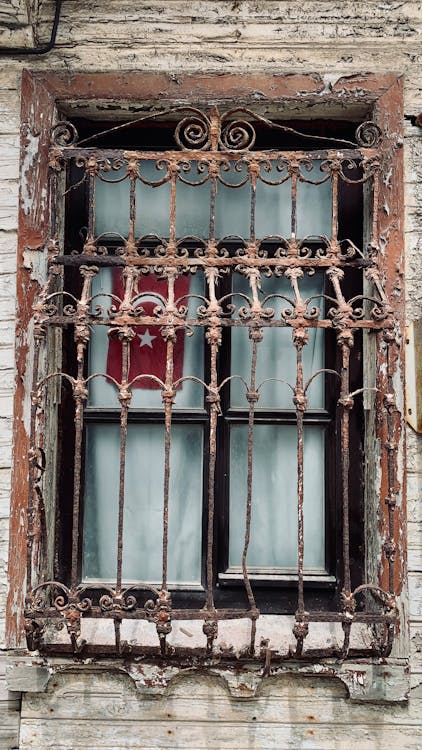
[24,108,401,660]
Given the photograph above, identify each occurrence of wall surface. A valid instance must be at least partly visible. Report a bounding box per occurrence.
[0,1,421,748]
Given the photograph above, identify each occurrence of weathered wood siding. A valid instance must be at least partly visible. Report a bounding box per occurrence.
[0,1,421,748]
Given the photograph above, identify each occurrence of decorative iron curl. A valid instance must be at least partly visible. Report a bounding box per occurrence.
[220,119,256,151]
[355,121,382,148]
[51,121,78,147]
[174,111,211,151]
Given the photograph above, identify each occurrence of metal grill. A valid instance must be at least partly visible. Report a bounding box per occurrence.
[24,108,400,660]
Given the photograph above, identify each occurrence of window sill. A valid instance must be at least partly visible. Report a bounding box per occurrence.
[5,653,410,703]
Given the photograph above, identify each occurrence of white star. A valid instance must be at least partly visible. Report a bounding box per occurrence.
[138,328,157,348]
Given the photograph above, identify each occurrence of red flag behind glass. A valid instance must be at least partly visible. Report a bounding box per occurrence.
[106,272,190,389]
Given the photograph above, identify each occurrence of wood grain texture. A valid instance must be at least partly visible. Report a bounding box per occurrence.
[0,656,20,750]
[0,1,420,747]
[18,671,422,749]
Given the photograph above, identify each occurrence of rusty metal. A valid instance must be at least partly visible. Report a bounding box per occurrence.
[20,102,402,661]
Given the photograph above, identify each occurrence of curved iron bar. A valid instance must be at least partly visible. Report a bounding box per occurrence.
[218,374,250,394]
[219,107,358,149]
[257,377,295,393]
[177,160,211,186]
[304,368,341,394]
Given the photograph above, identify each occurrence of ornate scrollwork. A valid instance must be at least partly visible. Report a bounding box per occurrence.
[355,121,382,148]
[174,110,211,151]
[220,118,256,151]
[51,121,79,147]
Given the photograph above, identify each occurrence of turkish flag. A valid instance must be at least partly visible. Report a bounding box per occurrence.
[106,271,190,389]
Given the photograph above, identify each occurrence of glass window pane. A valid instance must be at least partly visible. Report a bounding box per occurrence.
[229,424,325,571]
[83,423,203,584]
[88,268,204,409]
[230,273,324,409]
[95,167,130,238]
[176,165,211,237]
[94,159,332,241]
[297,161,332,239]
[215,162,250,238]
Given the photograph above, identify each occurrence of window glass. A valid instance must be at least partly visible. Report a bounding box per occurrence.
[229,424,325,571]
[94,160,332,240]
[230,273,325,409]
[83,423,203,584]
[88,269,204,409]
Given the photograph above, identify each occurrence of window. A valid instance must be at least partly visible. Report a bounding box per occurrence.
[15,72,405,661]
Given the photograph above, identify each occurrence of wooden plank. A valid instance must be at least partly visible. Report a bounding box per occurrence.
[0,0,29,26]
[410,624,422,675]
[36,1,422,34]
[0,415,13,469]
[19,671,419,725]
[0,91,20,135]
[408,521,422,571]
[409,572,422,620]
[0,467,12,518]
[0,135,19,180]
[35,41,421,87]
[0,181,18,231]
[408,473,422,524]
[17,717,422,750]
[0,24,33,47]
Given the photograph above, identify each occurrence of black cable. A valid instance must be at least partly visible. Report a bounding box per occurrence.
[0,0,62,56]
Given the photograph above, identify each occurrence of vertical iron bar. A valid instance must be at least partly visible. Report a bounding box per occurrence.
[371,168,380,252]
[340,340,352,597]
[127,162,137,255]
[87,172,96,244]
[290,163,298,243]
[70,265,97,589]
[204,266,221,619]
[295,339,306,614]
[286,268,309,655]
[27,339,42,596]
[243,332,259,651]
[116,337,130,592]
[338,334,354,656]
[206,335,218,611]
[331,169,339,245]
[161,275,176,591]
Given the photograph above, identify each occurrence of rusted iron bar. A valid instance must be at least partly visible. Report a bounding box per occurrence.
[23,107,401,659]
[70,267,94,590]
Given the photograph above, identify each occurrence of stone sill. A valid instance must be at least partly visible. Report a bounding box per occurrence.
[5,654,410,704]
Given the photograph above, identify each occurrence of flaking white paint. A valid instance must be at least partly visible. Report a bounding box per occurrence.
[0,1,421,748]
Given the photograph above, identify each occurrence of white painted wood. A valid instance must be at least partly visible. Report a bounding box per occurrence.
[0,0,29,26]
[17,673,422,750]
[0,0,420,746]
[0,135,19,180]
[0,181,18,230]
[0,655,20,750]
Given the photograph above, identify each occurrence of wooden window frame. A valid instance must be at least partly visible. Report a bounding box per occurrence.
[7,71,405,659]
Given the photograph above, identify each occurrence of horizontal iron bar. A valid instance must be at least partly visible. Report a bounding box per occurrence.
[36,642,388,660]
[52,254,372,269]
[26,607,396,624]
[59,147,373,161]
[41,316,386,331]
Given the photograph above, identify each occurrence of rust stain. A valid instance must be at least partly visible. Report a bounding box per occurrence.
[8,71,406,660]
[6,69,55,648]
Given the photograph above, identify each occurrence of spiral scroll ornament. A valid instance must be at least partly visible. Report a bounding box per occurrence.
[51,121,79,147]
[220,119,256,151]
[174,111,211,151]
[355,121,382,148]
